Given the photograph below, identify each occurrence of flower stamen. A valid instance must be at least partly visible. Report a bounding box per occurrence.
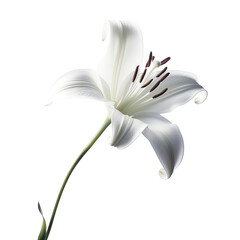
[145,51,153,67]
[160,57,171,65]
[156,67,167,78]
[150,72,170,92]
[141,79,153,88]
[139,68,147,83]
[132,65,139,82]
[152,88,168,98]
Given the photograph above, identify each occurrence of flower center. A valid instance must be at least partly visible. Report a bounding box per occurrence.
[117,52,171,115]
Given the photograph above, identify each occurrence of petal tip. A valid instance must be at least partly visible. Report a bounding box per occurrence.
[108,135,115,147]
[194,90,208,104]
[159,168,169,179]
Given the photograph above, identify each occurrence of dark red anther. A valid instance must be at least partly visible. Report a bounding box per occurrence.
[152,88,168,98]
[156,67,167,78]
[160,57,171,65]
[139,68,147,83]
[141,79,153,88]
[150,72,170,92]
[132,65,139,82]
[145,51,153,67]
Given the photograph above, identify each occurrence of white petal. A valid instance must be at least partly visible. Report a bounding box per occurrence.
[134,112,184,179]
[98,20,143,100]
[109,108,147,149]
[47,69,110,105]
[132,70,207,114]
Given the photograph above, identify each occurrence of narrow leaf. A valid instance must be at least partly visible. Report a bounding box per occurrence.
[38,202,47,240]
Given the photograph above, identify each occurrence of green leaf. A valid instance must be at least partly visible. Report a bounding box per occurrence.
[38,202,47,240]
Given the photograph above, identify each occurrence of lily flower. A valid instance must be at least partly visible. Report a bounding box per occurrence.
[47,21,207,179]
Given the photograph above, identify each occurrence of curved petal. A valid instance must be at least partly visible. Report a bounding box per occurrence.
[134,112,184,179]
[98,20,143,100]
[109,108,147,149]
[132,70,208,114]
[46,69,111,105]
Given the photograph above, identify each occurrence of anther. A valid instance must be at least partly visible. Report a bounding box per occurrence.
[148,52,152,67]
[156,67,167,78]
[152,56,155,61]
[139,68,147,83]
[150,72,170,92]
[132,65,139,82]
[141,79,153,88]
[145,51,153,67]
[160,57,171,65]
[152,88,168,98]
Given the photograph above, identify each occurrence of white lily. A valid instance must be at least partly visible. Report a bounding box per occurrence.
[47,20,207,179]
[39,21,208,239]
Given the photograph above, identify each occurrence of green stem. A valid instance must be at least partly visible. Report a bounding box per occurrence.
[44,117,111,240]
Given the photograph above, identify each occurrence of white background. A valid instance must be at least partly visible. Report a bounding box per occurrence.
[0,0,239,239]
